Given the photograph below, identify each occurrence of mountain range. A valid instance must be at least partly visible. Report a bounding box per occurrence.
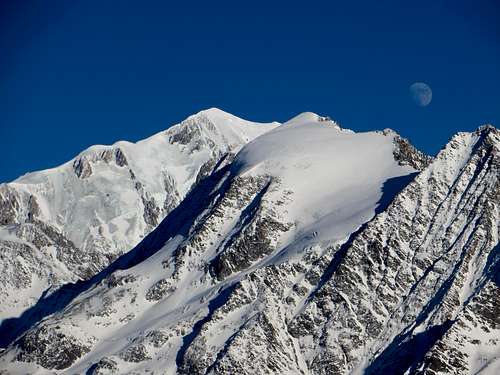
[0,109,497,375]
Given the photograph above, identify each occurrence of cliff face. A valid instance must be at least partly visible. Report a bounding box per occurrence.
[0,114,497,375]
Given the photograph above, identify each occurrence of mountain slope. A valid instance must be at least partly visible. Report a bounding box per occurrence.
[0,113,451,375]
[290,125,499,374]
[0,108,279,319]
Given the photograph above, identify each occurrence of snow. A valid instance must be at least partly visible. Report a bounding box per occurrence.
[234,113,415,251]
[0,108,279,320]
[15,107,278,200]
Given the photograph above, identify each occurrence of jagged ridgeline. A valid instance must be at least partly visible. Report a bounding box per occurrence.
[0,110,498,375]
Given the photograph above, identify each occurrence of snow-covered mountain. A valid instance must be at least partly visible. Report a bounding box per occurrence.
[0,111,497,375]
[0,108,279,319]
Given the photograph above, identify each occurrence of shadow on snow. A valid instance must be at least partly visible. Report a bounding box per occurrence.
[0,162,234,349]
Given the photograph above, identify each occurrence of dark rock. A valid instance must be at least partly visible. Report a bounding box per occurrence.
[146,330,169,348]
[145,278,175,302]
[26,195,40,223]
[73,156,93,178]
[0,186,20,225]
[114,148,128,167]
[15,326,91,370]
[119,344,151,363]
[211,217,290,279]
[106,274,136,288]
[142,197,160,227]
[390,131,433,170]
[88,357,118,374]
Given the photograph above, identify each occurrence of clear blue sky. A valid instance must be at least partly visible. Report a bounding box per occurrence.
[1,0,499,182]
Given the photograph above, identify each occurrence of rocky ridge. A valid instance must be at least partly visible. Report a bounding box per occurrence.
[0,115,497,375]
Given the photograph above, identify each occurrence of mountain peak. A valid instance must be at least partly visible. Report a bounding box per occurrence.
[284,111,323,125]
[198,107,232,116]
[190,107,267,127]
[474,124,498,142]
[195,107,236,121]
[476,123,497,133]
[0,107,279,320]
[284,112,345,133]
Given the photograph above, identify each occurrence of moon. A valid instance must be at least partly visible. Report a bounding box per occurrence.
[410,82,432,107]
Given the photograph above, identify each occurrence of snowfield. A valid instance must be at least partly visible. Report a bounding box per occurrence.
[234,112,416,248]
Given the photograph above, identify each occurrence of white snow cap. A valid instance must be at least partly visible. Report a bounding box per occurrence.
[234,111,415,247]
[285,111,322,125]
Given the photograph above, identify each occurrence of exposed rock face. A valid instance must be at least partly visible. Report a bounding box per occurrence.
[391,131,434,170]
[88,357,119,374]
[73,156,93,178]
[26,195,40,223]
[289,126,499,375]
[0,108,277,319]
[145,278,175,301]
[210,214,292,280]
[119,344,151,363]
[113,148,128,167]
[14,325,92,370]
[0,119,497,375]
[74,148,129,178]
[0,186,22,225]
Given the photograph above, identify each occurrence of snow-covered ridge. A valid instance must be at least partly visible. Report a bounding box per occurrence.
[14,108,279,191]
[0,108,278,319]
[232,113,417,248]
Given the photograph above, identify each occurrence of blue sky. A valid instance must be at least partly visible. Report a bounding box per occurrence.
[1,0,499,182]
